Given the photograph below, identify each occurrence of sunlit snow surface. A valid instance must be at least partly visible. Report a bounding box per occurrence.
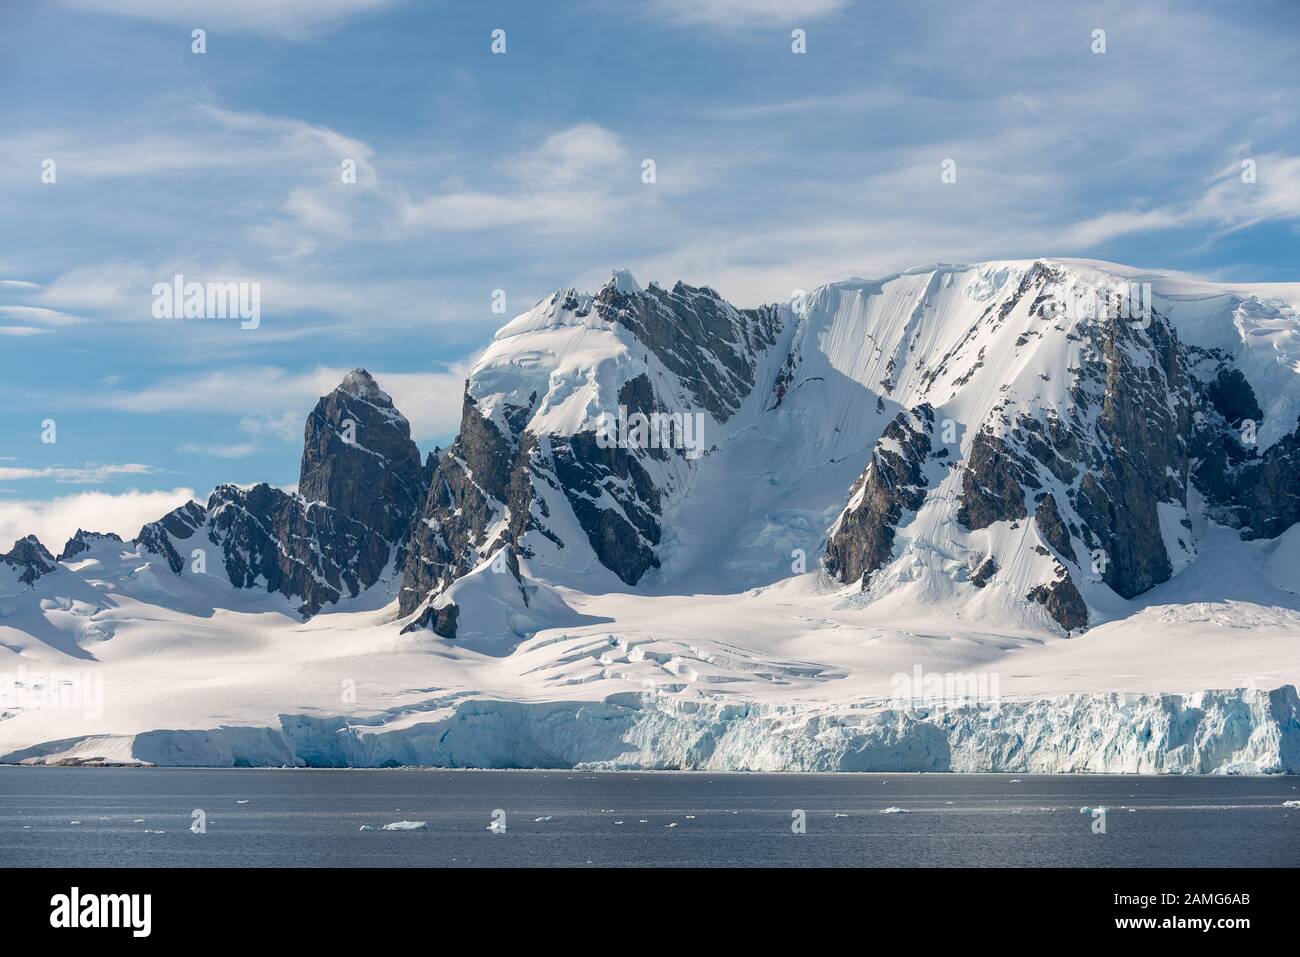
[3,260,1300,770]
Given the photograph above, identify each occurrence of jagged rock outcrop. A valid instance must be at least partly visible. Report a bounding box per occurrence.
[135,500,206,574]
[969,556,998,588]
[1,535,58,586]
[399,393,523,624]
[1027,572,1089,633]
[1069,310,1190,598]
[957,431,1034,529]
[58,529,123,562]
[1188,346,1300,539]
[594,277,782,423]
[133,370,429,618]
[825,404,940,587]
[206,482,394,617]
[298,368,427,546]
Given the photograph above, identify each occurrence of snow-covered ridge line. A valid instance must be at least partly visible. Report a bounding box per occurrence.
[7,684,1297,774]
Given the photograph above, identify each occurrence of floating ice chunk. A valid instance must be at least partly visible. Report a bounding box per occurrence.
[236,800,249,805]
[880,807,910,814]
[359,825,374,831]
[1079,806,1108,814]
[1283,800,1300,808]
[665,822,678,828]
[533,815,552,822]
[834,813,849,818]
[380,820,428,831]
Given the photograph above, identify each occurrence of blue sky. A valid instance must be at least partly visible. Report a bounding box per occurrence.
[2,0,1299,550]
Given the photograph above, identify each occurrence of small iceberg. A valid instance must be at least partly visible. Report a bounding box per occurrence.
[379,820,428,831]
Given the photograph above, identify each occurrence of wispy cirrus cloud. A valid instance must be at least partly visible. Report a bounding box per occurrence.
[643,0,853,27]
[1060,152,1300,249]
[97,364,471,444]
[0,463,156,484]
[60,0,401,39]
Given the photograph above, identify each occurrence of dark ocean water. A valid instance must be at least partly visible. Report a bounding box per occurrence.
[1,767,1296,867]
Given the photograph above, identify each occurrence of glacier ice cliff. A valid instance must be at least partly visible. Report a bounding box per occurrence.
[6,684,1297,774]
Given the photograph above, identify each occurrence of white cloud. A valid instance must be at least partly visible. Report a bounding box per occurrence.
[98,364,471,444]
[398,123,636,234]
[0,464,156,484]
[1059,152,1300,249]
[0,487,197,554]
[0,305,87,327]
[61,0,398,39]
[645,0,852,27]
[178,442,260,459]
[238,411,302,442]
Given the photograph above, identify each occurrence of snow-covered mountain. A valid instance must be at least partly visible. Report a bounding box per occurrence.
[4,259,1300,771]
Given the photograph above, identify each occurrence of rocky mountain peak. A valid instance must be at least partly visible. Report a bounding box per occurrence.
[337,367,389,401]
[604,268,643,296]
[299,369,426,544]
[58,529,124,562]
[1,535,58,586]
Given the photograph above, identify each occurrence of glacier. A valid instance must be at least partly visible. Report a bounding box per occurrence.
[7,684,1297,774]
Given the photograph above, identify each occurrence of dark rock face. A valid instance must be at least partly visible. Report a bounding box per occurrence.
[424,602,459,639]
[551,432,662,584]
[1027,572,1088,632]
[1,535,57,585]
[957,432,1034,530]
[969,556,998,588]
[206,483,392,617]
[594,278,782,423]
[58,529,123,562]
[1187,348,1300,539]
[399,393,523,620]
[825,404,938,587]
[1070,313,1189,598]
[298,369,427,546]
[1033,494,1076,565]
[1227,428,1300,539]
[136,501,206,574]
